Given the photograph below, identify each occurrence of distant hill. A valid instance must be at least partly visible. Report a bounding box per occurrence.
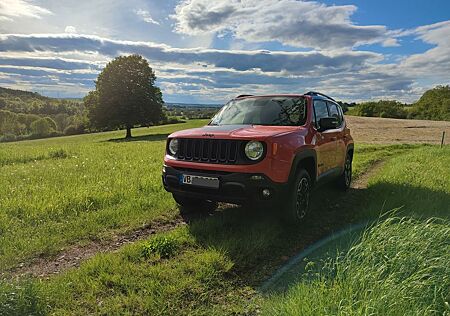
[0,87,87,141]
[0,86,50,101]
[0,86,82,115]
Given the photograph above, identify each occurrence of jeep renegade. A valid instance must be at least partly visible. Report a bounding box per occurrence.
[162,92,354,223]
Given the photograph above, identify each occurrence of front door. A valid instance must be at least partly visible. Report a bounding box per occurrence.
[313,100,337,176]
[327,101,346,170]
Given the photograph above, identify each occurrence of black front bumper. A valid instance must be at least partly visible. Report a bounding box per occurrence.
[162,165,288,205]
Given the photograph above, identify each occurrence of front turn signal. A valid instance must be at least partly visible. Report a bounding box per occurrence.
[272,143,278,155]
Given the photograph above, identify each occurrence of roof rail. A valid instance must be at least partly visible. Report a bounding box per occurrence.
[236,94,254,98]
[304,91,336,102]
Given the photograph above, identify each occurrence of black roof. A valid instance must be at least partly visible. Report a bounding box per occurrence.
[304,91,336,102]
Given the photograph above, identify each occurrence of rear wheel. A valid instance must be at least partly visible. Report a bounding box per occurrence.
[336,153,352,191]
[283,169,311,224]
[172,193,218,214]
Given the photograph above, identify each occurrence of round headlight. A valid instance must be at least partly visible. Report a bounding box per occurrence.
[245,141,264,161]
[168,138,179,155]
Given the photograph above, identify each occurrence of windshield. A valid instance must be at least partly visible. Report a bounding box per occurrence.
[210,97,307,126]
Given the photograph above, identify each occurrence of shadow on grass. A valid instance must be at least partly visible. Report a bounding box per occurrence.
[184,185,364,285]
[362,182,450,220]
[107,133,169,142]
[184,181,449,287]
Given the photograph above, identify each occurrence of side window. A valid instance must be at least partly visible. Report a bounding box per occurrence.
[327,102,342,126]
[313,100,329,128]
[337,104,345,124]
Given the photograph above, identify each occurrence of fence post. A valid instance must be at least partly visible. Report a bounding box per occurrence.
[441,131,445,148]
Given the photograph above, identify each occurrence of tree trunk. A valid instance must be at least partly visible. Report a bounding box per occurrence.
[125,126,132,138]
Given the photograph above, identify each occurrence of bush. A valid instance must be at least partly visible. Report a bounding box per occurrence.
[30,117,57,136]
[63,124,84,135]
[0,133,16,142]
[354,100,407,119]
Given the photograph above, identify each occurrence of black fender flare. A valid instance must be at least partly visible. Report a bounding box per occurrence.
[347,143,355,157]
[287,149,317,184]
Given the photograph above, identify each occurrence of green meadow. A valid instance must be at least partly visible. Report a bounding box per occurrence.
[0,120,449,315]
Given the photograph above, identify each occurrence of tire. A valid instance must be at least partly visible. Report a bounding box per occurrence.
[283,169,311,224]
[336,153,352,191]
[172,193,218,214]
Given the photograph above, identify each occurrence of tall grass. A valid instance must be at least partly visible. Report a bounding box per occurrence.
[0,120,208,270]
[262,217,450,315]
[362,145,450,219]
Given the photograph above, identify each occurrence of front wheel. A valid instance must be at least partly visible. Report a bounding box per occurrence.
[283,169,311,224]
[172,193,218,214]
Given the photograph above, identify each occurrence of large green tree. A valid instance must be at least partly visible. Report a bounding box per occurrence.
[409,85,450,121]
[86,55,164,138]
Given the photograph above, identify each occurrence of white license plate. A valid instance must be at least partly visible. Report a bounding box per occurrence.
[181,174,219,189]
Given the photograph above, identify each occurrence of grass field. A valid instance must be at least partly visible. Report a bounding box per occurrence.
[0,119,449,315]
[0,120,208,271]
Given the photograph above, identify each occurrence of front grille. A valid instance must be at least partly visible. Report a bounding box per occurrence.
[176,138,242,164]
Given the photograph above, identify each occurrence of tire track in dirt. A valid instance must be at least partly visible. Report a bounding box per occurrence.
[5,216,191,279]
[351,160,385,189]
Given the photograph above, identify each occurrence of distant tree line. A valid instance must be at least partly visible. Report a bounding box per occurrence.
[408,85,450,121]
[347,85,450,121]
[165,105,220,120]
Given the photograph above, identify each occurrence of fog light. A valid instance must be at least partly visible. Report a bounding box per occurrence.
[162,165,166,173]
[262,188,271,197]
[250,175,264,180]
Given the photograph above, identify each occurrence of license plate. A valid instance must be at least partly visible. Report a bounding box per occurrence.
[181,174,219,189]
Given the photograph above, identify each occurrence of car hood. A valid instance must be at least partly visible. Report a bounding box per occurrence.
[169,124,301,139]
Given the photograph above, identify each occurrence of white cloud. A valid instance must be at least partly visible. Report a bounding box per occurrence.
[0,33,416,102]
[0,15,13,22]
[381,38,400,47]
[0,16,449,103]
[172,0,393,49]
[398,21,450,80]
[0,33,381,74]
[135,9,160,25]
[0,0,52,20]
[64,26,77,34]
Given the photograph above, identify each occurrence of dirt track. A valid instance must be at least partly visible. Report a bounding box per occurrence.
[345,116,450,144]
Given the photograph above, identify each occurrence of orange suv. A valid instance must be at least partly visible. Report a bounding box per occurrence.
[162,92,354,223]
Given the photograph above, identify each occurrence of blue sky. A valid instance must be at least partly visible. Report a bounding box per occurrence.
[0,0,449,103]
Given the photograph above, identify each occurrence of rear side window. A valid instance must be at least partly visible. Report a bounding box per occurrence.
[327,102,342,126]
[313,100,328,128]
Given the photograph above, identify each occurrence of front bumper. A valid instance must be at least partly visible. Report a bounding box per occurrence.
[162,165,288,205]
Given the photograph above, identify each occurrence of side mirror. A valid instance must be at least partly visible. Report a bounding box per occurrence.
[318,117,338,132]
